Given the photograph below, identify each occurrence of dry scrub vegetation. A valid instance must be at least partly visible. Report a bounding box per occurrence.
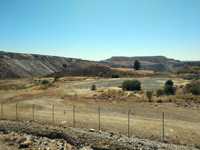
[0,75,200,149]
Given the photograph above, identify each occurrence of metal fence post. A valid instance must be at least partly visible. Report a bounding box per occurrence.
[32,104,35,121]
[52,105,54,125]
[98,107,101,131]
[163,112,165,142]
[73,105,76,127]
[128,109,131,138]
[16,103,18,120]
[1,103,3,118]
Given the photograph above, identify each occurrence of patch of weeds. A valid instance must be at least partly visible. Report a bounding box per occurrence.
[0,84,27,91]
[42,80,49,84]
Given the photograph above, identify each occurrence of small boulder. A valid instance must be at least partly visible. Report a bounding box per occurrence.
[110,132,115,137]
[88,129,95,132]
[19,141,33,148]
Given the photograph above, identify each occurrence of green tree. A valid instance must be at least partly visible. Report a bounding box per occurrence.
[91,84,96,90]
[164,80,176,95]
[122,80,141,91]
[146,91,152,102]
[165,80,174,86]
[133,60,141,70]
[164,85,176,95]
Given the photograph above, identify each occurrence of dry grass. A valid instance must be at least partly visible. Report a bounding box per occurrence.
[111,67,155,75]
[0,76,200,147]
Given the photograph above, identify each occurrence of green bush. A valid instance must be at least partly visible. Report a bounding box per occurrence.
[164,85,176,95]
[42,80,49,84]
[188,86,200,95]
[156,89,164,97]
[146,91,152,102]
[186,83,200,95]
[163,80,176,95]
[62,64,67,68]
[165,80,174,86]
[111,73,119,78]
[91,84,96,90]
[54,76,59,82]
[122,80,141,91]
[185,75,200,80]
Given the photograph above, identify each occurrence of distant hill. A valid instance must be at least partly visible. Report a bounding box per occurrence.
[47,65,156,78]
[102,56,183,73]
[0,51,195,78]
[176,65,200,74]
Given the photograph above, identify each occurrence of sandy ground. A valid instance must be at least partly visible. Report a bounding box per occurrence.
[0,77,199,148]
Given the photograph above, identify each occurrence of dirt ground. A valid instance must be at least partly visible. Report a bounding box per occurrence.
[0,77,200,148]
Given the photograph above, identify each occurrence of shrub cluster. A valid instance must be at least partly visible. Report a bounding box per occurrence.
[42,80,49,84]
[164,80,176,95]
[156,80,176,96]
[111,73,119,78]
[164,85,176,95]
[122,80,141,91]
[186,82,200,95]
[184,75,200,80]
[156,89,164,97]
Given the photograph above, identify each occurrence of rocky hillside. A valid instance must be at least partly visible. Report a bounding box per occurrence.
[0,52,185,78]
[0,120,196,149]
[176,65,200,74]
[102,56,183,73]
[0,51,107,78]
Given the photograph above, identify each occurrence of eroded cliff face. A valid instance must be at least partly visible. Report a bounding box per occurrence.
[0,51,102,78]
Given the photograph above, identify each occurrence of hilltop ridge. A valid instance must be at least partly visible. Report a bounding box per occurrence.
[102,56,182,73]
[0,51,184,78]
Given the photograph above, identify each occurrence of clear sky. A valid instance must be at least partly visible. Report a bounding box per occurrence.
[0,0,200,61]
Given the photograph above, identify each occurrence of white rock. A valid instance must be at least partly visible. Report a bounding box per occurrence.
[88,129,95,132]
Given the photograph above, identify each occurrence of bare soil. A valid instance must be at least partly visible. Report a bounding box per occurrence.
[0,77,199,149]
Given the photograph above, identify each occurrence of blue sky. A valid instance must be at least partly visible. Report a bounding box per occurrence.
[0,0,200,61]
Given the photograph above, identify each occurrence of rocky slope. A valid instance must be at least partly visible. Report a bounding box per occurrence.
[0,52,184,79]
[102,56,183,73]
[0,51,106,78]
[0,120,197,150]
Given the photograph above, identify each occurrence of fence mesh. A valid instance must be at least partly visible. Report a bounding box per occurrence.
[1,102,200,145]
